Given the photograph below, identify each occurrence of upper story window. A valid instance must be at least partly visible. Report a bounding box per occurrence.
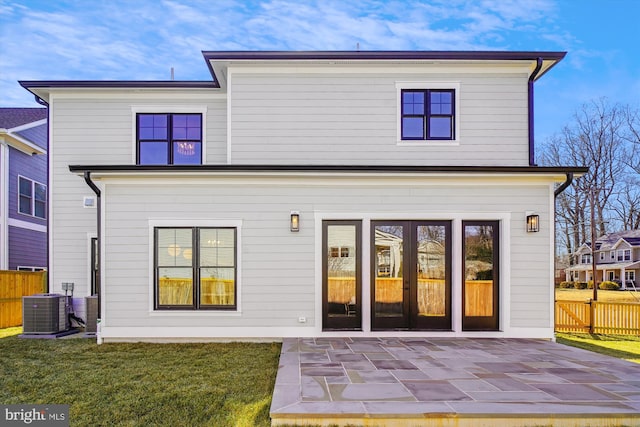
[137,114,202,165]
[401,89,455,140]
[580,253,592,264]
[617,249,631,262]
[599,252,605,261]
[610,250,615,260]
[18,176,46,219]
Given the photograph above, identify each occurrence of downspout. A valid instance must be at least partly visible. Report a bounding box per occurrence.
[528,57,543,166]
[84,171,101,318]
[36,94,50,292]
[554,172,574,198]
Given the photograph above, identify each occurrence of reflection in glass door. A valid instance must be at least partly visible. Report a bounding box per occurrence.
[372,222,407,329]
[372,221,451,330]
[413,223,451,330]
[463,221,499,331]
[322,221,361,330]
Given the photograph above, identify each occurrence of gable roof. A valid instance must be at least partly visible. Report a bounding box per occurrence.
[597,230,640,250]
[0,108,47,129]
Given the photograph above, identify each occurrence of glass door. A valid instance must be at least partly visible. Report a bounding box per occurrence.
[372,222,408,329]
[412,222,451,330]
[463,221,499,331]
[322,221,361,330]
[372,221,451,330]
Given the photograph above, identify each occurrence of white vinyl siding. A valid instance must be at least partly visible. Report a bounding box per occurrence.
[47,93,226,298]
[99,175,552,332]
[229,71,529,166]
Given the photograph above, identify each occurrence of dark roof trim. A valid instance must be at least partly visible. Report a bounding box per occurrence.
[69,164,587,175]
[201,50,567,62]
[19,81,219,89]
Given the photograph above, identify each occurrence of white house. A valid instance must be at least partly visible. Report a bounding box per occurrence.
[566,230,640,289]
[20,51,586,342]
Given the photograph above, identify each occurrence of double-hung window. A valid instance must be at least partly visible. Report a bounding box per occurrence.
[137,113,202,165]
[18,176,46,219]
[155,227,237,310]
[401,89,455,140]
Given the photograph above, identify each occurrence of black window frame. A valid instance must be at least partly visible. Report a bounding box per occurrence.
[136,113,203,165]
[401,89,455,141]
[18,176,46,219]
[154,226,237,311]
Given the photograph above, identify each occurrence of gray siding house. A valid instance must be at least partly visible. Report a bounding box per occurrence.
[0,108,48,271]
[20,51,585,342]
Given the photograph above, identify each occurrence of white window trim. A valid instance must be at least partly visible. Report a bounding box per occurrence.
[131,106,208,165]
[148,218,242,316]
[17,266,46,271]
[395,81,461,146]
[17,175,47,219]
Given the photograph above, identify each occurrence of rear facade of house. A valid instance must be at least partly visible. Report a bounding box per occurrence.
[21,51,584,342]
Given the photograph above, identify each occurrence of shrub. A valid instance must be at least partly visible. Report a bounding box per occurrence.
[599,281,620,290]
[574,281,588,289]
[559,281,573,289]
[587,281,594,289]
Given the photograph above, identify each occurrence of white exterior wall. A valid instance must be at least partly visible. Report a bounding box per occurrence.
[47,92,226,301]
[228,67,530,166]
[96,174,554,341]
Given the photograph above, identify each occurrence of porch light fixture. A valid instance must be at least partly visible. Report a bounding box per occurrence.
[526,213,540,233]
[290,211,300,232]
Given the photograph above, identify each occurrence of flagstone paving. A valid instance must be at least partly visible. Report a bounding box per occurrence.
[270,337,640,426]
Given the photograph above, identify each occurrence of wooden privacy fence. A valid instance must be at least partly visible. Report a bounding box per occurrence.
[0,271,47,328]
[328,278,493,317]
[555,300,640,335]
[158,278,235,305]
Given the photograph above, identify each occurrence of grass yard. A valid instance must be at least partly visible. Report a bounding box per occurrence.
[555,288,640,303]
[557,332,640,364]
[0,330,281,427]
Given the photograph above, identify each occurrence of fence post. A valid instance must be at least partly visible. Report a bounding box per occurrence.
[588,299,595,334]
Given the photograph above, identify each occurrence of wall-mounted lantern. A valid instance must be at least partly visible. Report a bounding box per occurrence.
[290,211,300,232]
[526,213,540,233]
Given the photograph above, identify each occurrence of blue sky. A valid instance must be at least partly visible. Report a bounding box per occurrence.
[1,0,638,141]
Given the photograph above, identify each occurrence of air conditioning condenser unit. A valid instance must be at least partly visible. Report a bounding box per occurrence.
[23,294,70,334]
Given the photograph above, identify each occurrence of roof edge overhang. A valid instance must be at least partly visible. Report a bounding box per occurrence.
[70,164,587,179]
[18,81,220,103]
[202,50,567,88]
[0,129,46,155]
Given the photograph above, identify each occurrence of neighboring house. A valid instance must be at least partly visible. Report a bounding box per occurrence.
[20,51,586,342]
[0,108,48,271]
[566,230,640,289]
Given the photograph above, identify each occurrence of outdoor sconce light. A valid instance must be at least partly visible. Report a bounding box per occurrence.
[290,211,300,232]
[526,213,540,233]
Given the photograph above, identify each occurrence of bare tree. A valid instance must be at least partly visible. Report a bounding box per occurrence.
[540,98,638,255]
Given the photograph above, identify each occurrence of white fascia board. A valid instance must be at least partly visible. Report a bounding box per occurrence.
[72,171,572,185]
[0,130,46,155]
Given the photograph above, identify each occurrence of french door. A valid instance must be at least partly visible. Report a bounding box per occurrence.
[371,221,451,330]
[322,221,362,330]
[462,221,499,331]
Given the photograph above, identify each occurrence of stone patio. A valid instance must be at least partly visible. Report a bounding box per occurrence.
[270,337,640,426]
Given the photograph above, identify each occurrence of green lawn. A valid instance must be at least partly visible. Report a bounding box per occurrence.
[0,331,281,426]
[556,332,640,364]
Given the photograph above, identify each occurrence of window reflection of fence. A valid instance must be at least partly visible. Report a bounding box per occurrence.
[327,277,355,304]
[158,278,234,306]
[464,280,493,316]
